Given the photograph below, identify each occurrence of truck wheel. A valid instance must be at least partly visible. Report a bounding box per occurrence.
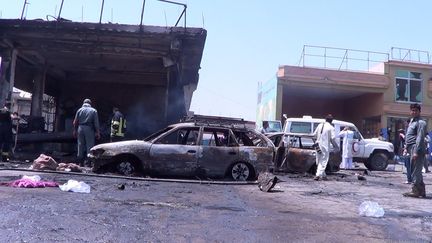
[366,152,389,171]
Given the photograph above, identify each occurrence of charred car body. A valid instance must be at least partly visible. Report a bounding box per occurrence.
[89,116,274,181]
[267,132,342,173]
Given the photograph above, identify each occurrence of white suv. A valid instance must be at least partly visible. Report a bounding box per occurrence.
[283,116,395,171]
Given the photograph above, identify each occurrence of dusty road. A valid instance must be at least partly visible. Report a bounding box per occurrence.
[0,165,431,242]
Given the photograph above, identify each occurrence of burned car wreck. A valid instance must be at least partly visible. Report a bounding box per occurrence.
[267,132,342,173]
[89,116,275,181]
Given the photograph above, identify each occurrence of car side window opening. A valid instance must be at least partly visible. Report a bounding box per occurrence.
[155,127,199,145]
[290,122,312,133]
[201,128,236,147]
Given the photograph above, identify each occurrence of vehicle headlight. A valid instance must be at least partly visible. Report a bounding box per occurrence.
[91,148,105,157]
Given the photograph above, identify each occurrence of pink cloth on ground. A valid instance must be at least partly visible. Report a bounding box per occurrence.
[9,178,59,188]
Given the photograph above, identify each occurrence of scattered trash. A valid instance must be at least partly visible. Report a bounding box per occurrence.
[311,190,323,195]
[363,169,372,176]
[57,163,82,172]
[357,174,367,181]
[359,201,385,218]
[30,154,58,171]
[59,180,91,193]
[258,172,282,192]
[117,184,125,190]
[22,175,41,181]
[6,175,58,188]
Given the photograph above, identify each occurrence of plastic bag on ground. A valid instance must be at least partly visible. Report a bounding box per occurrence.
[22,175,41,182]
[359,201,385,218]
[59,179,91,193]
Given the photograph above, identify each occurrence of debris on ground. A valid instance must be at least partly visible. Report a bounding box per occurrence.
[2,175,58,188]
[363,169,372,176]
[357,174,367,181]
[117,184,125,190]
[258,172,282,192]
[358,201,385,218]
[30,154,58,171]
[59,179,91,193]
[57,163,82,172]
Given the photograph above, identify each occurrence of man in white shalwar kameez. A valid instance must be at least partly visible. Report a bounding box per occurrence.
[338,126,354,169]
[313,114,339,180]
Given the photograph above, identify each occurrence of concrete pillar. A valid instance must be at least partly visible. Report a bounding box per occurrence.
[0,48,17,107]
[276,83,284,121]
[165,65,186,123]
[30,68,46,117]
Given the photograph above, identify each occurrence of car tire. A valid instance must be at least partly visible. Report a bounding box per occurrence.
[366,152,389,171]
[229,162,254,181]
[115,156,140,176]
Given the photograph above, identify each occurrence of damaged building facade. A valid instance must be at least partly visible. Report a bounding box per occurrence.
[258,45,432,141]
[0,18,206,142]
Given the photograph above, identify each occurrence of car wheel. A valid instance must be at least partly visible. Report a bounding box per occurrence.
[115,157,140,176]
[230,162,253,181]
[366,152,389,171]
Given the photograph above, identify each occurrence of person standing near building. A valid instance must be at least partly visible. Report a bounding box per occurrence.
[403,103,427,198]
[260,121,270,134]
[73,99,100,166]
[399,129,412,184]
[338,126,354,169]
[0,105,13,162]
[110,107,126,142]
[313,114,339,181]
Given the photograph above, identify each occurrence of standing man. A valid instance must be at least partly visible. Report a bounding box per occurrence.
[338,126,354,169]
[403,103,427,198]
[260,121,270,134]
[73,99,100,166]
[0,105,13,162]
[110,107,126,142]
[313,114,339,180]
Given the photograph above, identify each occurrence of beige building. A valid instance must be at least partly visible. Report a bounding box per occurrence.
[258,46,432,142]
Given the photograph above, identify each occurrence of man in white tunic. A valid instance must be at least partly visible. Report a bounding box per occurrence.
[338,126,354,169]
[313,114,339,180]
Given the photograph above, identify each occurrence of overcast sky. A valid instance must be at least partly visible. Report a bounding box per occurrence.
[1,0,431,121]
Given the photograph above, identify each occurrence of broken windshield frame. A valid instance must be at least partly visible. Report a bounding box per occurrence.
[143,126,174,142]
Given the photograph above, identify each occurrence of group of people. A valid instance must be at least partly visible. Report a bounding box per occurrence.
[312,103,427,198]
[73,98,127,166]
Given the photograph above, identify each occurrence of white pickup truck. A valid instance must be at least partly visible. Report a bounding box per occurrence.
[283,116,395,171]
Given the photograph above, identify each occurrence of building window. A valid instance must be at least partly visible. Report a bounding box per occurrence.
[395,70,423,103]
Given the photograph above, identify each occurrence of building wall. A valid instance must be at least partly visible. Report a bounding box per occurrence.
[281,94,345,120]
[383,61,432,129]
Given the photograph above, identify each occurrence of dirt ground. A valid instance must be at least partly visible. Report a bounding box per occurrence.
[0,163,431,242]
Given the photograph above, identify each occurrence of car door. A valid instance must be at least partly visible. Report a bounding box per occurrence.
[149,126,200,176]
[198,127,239,177]
[351,129,366,158]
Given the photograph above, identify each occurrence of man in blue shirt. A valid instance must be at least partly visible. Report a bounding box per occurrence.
[73,99,100,166]
[403,103,427,198]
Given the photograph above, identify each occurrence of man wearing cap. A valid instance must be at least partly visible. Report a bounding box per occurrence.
[312,114,339,180]
[403,103,427,198]
[73,99,100,166]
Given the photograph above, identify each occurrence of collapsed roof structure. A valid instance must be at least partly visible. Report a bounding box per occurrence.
[0,1,206,141]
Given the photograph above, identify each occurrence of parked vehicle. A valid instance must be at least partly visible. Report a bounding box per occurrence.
[283,116,394,170]
[267,132,341,173]
[89,115,275,181]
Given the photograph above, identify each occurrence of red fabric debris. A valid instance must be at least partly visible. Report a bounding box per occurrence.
[8,178,59,188]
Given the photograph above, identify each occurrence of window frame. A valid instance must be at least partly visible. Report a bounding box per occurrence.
[395,70,423,104]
